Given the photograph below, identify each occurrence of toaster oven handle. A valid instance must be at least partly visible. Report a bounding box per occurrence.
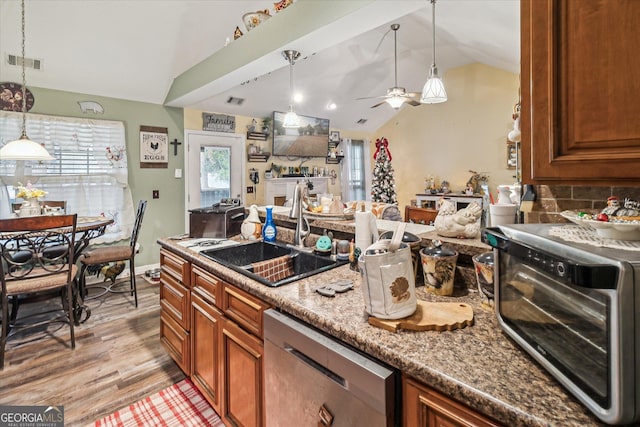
[231,212,245,221]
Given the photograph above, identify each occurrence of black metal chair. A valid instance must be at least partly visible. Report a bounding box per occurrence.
[79,200,147,307]
[0,214,78,370]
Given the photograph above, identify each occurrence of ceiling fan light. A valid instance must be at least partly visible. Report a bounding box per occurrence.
[282,110,300,128]
[421,66,447,104]
[0,134,55,161]
[386,96,405,109]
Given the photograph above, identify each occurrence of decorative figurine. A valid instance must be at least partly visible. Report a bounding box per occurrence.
[233,26,243,40]
[434,200,483,239]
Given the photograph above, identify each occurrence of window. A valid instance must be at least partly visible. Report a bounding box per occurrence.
[0,111,135,243]
[341,138,371,202]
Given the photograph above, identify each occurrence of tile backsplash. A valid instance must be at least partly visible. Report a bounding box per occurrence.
[524,185,640,223]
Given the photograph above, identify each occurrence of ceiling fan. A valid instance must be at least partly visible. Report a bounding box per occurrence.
[357,23,421,110]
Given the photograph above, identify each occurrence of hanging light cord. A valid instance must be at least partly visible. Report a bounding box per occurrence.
[289,56,295,109]
[431,0,437,68]
[393,25,398,86]
[20,0,27,137]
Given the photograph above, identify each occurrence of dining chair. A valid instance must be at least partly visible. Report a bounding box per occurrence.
[0,214,78,370]
[41,200,67,214]
[79,200,147,307]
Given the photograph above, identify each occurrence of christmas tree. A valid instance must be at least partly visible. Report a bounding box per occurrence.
[371,137,397,204]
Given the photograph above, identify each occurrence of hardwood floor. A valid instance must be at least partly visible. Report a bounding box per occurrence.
[0,276,186,426]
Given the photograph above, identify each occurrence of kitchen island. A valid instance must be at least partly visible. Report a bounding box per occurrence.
[158,233,607,427]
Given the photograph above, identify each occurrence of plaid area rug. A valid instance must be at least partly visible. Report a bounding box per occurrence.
[91,379,225,427]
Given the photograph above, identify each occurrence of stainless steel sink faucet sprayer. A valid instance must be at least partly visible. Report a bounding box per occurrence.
[289,183,310,248]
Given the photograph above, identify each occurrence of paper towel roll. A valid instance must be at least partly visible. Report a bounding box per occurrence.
[355,210,378,251]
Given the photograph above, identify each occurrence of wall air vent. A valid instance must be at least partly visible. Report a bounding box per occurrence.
[7,54,42,70]
[356,118,368,125]
[226,96,245,105]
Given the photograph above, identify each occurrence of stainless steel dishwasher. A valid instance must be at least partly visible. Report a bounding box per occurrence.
[264,309,398,427]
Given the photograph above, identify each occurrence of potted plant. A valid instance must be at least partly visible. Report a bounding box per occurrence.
[261,116,272,136]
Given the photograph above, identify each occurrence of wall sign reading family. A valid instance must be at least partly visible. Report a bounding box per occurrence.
[140,125,169,168]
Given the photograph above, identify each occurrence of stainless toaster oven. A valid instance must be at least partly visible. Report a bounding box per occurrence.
[484,224,640,425]
[189,200,244,238]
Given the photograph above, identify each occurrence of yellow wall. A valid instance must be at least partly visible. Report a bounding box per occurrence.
[375,63,519,209]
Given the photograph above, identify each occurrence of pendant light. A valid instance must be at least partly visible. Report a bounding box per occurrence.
[420,0,447,104]
[282,50,301,128]
[0,0,54,161]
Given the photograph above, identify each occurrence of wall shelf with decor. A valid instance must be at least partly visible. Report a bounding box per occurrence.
[325,155,343,164]
[247,131,269,141]
[248,152,271,162]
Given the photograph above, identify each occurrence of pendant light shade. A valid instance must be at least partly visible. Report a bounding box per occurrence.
[421,0,447,104]
[0,0,54,161]
[0,135,54,161]
[282,50,301,129]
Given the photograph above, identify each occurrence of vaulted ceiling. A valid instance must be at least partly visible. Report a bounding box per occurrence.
[0,0,520,132]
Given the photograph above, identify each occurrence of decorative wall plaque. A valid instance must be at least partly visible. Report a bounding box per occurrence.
[140,125,168,168]
[203,113,236,133]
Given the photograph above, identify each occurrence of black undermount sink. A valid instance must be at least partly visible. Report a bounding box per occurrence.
[200,241,347,287]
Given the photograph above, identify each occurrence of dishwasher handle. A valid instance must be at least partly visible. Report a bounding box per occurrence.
[285,344,347,388]
[264,309,396,414]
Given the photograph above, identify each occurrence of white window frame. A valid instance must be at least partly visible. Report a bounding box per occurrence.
[0,111,135,243]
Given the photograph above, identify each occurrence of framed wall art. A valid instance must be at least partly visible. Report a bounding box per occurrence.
[140,125,169,168]
[329,130,340,143]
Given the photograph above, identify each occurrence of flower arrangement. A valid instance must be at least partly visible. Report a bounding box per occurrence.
[15,182,47,200]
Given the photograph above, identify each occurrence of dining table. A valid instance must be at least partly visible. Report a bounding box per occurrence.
[0,214,114,324]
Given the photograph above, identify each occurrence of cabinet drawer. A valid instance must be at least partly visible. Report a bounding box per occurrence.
[160,249,190,287]
[160,309,190,375]
[222,283,270,338]
[191,265,223,307]
[160,273,190,330]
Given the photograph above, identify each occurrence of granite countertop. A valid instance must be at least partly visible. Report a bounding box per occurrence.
[157,236,606,427]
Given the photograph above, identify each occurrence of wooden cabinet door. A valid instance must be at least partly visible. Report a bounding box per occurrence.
[403,376,501,427]
[222,317,264,427]
[191,292,223,414]
[521,0,640,184]
[160,310,190,375]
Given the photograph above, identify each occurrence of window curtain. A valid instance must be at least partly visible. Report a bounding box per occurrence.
[340,138,371,202]
[0,111,134,243]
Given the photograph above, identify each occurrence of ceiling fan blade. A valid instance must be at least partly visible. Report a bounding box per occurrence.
[406,99,421,106]
[356,95,387,100]
[407,92,421,98]
[370,100,387,108]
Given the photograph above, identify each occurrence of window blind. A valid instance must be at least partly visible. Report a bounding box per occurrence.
[0,111,134,243]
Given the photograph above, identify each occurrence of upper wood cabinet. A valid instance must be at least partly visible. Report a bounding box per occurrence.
[521,0,640,184]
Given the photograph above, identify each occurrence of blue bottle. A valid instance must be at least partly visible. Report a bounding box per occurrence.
[262,205,277,242]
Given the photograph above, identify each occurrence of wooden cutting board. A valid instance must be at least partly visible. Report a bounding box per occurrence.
[368,300,474,332]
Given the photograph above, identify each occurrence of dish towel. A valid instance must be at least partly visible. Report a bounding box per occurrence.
[251,255,294,282]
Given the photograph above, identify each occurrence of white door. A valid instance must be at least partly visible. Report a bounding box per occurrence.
[184,130,245,229]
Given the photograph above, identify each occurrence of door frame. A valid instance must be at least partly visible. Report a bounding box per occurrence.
[183,129,246,232]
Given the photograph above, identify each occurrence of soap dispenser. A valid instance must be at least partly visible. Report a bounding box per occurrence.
[241,204,262,240]
[262,205,277,242]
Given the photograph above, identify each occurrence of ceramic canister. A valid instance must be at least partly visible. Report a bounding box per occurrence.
[473,252,494,308]
[420,245,458,296]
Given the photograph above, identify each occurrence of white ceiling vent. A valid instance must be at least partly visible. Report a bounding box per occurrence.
[226,96,244,105]
[356,118,368,125]
[7,54,42,70]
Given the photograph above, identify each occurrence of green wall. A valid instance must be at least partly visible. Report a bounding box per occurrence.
[30,87,185,267]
